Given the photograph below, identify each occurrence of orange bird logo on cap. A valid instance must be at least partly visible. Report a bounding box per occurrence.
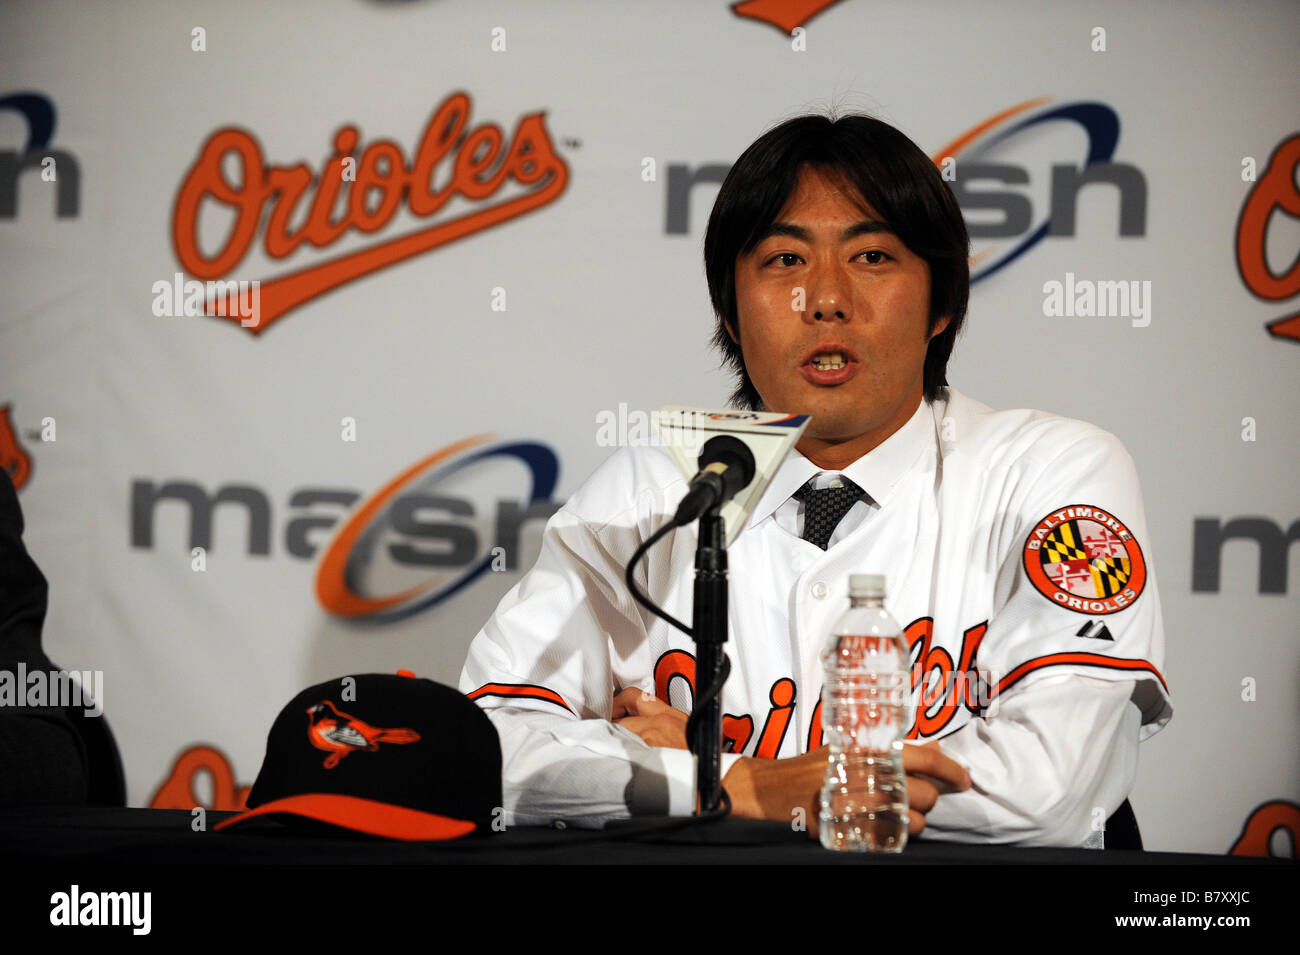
[306,700,421,769]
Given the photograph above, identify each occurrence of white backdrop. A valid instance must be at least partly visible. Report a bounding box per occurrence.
[1,0,1296,856]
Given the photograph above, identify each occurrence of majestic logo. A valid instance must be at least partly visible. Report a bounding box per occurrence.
[172,91,569,333]
[0,405,32,491]
[1235,133,1300,342]
[1023,505,1147,615]
[306,700,420,769]
[1076,621,1114,641]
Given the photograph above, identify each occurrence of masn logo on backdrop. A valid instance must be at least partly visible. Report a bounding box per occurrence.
[171,91,569,333]
[1192,516,1300,595]
[129,436,560,622]
[0,91,80,219]
[663,98,1147,283]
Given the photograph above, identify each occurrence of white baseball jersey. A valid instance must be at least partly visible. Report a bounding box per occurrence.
[459,388,1172,845]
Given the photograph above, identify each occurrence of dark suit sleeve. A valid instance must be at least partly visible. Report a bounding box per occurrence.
[0,468,88,805]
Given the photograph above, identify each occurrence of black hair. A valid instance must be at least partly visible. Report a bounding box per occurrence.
[704,112,969,408]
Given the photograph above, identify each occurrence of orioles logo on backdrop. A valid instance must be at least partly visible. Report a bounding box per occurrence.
[171,91,569,333]
[0,405,32,491]
[729,0,847,32]
[306,700,420,769]
[1236,132,1300,342]
[150,745,251,811]
[1023,504,1147,615]
[1229,800,1300,858]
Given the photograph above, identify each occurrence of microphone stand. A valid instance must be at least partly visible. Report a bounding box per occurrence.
[691,509,728,814]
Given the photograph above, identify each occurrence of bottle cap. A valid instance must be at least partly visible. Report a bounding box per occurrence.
[848,573,885,597]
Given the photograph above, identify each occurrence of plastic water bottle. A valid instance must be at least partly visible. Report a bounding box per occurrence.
[819,573,912,852]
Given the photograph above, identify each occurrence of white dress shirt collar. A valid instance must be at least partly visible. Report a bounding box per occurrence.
[745,395,937,533]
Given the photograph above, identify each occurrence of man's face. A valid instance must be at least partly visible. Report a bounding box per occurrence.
[728,165,948,466]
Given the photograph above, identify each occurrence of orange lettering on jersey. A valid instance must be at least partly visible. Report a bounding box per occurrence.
[654,648,754,753]
[904,618,990,739]
[915,647,957,738]
[807,697,823,750]
[653,649,695,705]
[903,618,934,740]
[722,714,754,753]
[956,622,989,710]
[753,678,796,758]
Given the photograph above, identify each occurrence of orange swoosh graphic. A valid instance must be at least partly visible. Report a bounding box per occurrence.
[732,0,846,33]
[205,169,568,334]
[930,98,1052,165]
[315,434,494,616]
[1267,313,1300,341]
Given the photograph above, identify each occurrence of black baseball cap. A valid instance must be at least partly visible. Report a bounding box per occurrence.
[215,671,501,840]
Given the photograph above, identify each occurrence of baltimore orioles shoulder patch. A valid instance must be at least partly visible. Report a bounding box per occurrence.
[1023,504,1147,615]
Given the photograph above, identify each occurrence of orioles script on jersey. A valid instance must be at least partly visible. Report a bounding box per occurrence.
[172,91,569,333]
[648,616,993,756]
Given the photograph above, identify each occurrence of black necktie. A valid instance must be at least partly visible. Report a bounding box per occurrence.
[793,478,866,550]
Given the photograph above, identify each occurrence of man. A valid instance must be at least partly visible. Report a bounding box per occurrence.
[0,468,88,805]
[459,113,1171,845]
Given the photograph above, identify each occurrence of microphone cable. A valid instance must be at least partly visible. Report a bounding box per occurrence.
[624,517,734,826]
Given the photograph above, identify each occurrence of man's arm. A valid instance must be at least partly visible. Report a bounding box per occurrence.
[611,688,972,833]
[459,448,745,827]
[0,469,88,806]
[474,706,708,827]
[899,417,1170,845]
[721,740,972,835]
[911,674,1139,845]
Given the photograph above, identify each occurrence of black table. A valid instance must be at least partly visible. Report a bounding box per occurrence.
[0,805,1282,864]
[3,806,1286,941]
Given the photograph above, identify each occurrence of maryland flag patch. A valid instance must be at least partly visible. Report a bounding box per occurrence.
[1023,505,1147,615]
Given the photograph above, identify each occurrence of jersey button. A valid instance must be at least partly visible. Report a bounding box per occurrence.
[811,580,829,599]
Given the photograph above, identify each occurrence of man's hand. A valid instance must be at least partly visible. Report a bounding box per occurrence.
[611,687,688,749]
[721,740,972,837]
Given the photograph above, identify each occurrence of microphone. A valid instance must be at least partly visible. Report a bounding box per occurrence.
[656,406,810,544]
[636,407,809,815]
[672,436,756,526]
